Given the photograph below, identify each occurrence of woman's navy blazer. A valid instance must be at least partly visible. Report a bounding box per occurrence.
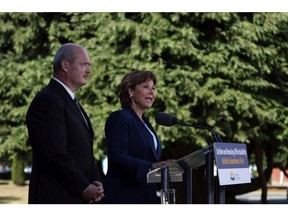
[104,106,162,204]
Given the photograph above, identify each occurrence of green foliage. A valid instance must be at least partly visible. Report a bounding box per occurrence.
[11,152,25,186]
[0,12,288,170]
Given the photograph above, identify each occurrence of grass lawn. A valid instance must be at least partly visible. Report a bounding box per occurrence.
[0,179,28,204]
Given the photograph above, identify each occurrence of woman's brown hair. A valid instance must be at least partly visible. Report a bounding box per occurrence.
[119,70,157,108]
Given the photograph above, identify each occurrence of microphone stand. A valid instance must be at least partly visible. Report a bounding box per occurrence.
[176,121,222,143]
[176,120,225,204]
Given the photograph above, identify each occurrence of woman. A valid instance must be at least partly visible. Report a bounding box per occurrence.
[104,70,174,204]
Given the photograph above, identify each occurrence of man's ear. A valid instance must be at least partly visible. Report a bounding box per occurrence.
[61,60,70,72]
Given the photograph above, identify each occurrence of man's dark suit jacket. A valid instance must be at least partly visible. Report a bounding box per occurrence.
[104,106,162,204]
[26,79,100,204]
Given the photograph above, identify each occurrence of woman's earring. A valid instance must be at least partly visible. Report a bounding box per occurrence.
[130,94,133,98]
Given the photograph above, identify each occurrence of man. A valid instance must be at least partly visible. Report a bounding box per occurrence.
[26,43,104,204]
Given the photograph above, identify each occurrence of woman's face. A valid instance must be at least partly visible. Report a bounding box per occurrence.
[130,79,156,111]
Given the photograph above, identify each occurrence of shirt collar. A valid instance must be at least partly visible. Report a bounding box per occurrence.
[52,77,75,99]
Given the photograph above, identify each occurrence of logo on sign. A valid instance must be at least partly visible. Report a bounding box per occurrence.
[230,171,235,181]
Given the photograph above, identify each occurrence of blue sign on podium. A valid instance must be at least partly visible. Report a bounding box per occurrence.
[213,142,251,186]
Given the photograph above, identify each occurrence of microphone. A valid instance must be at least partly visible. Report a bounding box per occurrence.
[155,112,177,126]
[155,112,222,142]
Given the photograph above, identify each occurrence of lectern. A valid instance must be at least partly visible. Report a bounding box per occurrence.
[151,113,251,204]
[147,144,224,204]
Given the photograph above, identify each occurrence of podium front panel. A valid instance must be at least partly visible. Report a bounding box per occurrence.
[147,145,213,183]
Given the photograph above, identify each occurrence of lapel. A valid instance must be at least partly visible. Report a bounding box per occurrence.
[76,102,94,134]
[143,117,162,160]
[125,107,161,160]
[49,79,94,136]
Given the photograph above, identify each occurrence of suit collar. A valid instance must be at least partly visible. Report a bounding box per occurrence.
[49,79,94,134]
[123,106,161,160]
[52,77,75,99]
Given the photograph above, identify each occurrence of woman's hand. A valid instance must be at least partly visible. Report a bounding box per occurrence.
[151,159,175,170]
